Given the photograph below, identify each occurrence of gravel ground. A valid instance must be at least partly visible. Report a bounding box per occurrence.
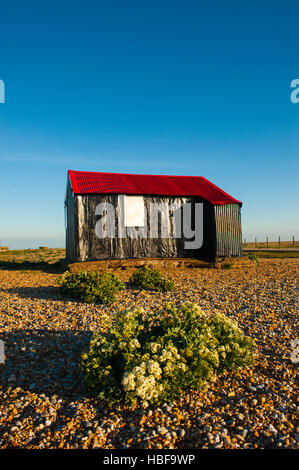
[0,259,298,449]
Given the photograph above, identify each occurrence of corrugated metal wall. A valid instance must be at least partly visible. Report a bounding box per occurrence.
[65,188,242,261]
[65,179,79,261]
[68,194,216,262]
[214,204,242,257]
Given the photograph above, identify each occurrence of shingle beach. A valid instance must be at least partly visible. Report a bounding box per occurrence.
[0,258,298,449]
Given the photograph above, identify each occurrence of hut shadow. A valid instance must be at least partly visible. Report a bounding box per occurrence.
[0,259,67,273]
[0,328,93,400]
[1,285,63,302]
[2,285,125,305]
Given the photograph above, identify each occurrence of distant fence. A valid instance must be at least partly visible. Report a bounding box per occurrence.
[243,236,297,248]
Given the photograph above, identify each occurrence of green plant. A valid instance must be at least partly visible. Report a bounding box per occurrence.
[247,253,260,265]
[131,265,174,292]
[81,303,255,407]
[222,262,234,269]
[58,271,125,304]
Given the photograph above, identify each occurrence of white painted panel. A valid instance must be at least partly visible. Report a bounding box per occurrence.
[124,196,145,227]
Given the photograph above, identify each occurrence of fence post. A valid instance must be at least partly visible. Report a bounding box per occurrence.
[255,237,257,247]
[278,236,280,248]
[293,236,295,247]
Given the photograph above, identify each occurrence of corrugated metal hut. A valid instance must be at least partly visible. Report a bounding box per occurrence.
[65,170,242,262]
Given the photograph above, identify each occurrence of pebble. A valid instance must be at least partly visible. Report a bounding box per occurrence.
[0,257,298,450]
[203,424,212,432]
[158,426,168,436]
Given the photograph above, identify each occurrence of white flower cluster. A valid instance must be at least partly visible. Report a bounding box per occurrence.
[159,344,180,362]
[148,342,160,354]
[136,376,163,401]
[122,359,163,402]
[217,344,227,359]
[129,338,140,349]
[146,359,162,378]
[158,344,187,377]
[95,336,113,353]
[121,342,188,404]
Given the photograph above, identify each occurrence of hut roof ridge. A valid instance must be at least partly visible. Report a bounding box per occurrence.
[68,170,242,206]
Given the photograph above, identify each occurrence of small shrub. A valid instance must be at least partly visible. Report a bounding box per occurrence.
[131,265,174,292]
[247,253,259,265]
[222,262,234,269]
[81,303,255,407]
[58,271,125,304]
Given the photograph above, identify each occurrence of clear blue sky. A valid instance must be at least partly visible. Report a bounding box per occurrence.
[0,0,298,249]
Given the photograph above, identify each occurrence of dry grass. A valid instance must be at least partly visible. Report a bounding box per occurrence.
[243,241,299,249]
[0,248,65,271]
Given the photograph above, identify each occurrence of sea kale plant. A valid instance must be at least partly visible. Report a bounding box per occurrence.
[81,303,255,407]
[58,271,125,304]
[131,265,174,292]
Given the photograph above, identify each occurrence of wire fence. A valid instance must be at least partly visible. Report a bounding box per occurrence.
[243,236,297,248]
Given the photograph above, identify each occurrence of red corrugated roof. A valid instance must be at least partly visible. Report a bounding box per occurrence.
[68,170,242,205]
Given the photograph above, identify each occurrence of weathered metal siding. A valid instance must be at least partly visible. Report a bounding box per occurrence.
[65,179,79,261]
[214,204,242,257]
[71,194,216,262]
[66,192,242,262]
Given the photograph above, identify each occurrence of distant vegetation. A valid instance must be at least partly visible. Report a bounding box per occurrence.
[0,247,298,275]
[0,248,65,270]
[245,251,299,259]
